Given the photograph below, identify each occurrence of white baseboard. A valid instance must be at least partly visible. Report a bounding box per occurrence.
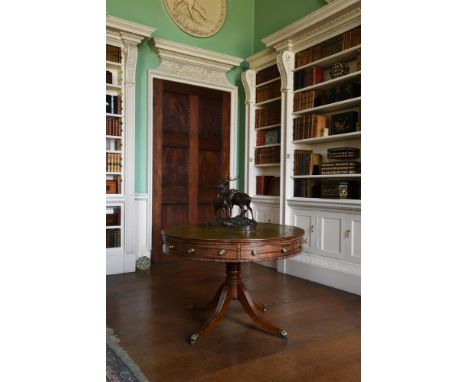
[278,254,361,295]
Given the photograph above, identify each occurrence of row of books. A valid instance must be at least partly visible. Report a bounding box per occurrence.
[256,176,280,196]
[257,128,280,146]
[106,94,122,115]
[256,64,280,85]
[294,150,323,176]
[294,66,323,90]
[106,116,122,136]
[293,114,327,140]
[106,70,113,84]
[327,147,360,160]
[254,145,280,165]
[106,228,121,248]
[295,26,361,67]
[293,81,360,112]
[293,90,320,112]
[256,80,281,103]
[106,153,122,172]
[106,177,122,194]
[294,179,360,199]
[106,44,121,63]
[106,209,121,226]
[255,102,281,128]
[321,161,360,175]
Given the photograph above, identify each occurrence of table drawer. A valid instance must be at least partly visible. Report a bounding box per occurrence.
[163,238,182,256]
[182,242,238,260]
[240,241,294,260]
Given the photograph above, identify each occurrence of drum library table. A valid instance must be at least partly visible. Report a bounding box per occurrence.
[161,223,305,344]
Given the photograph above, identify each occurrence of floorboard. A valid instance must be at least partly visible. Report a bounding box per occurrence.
[107,259,361,382]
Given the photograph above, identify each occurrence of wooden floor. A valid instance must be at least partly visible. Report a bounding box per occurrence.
[107,259,361,382]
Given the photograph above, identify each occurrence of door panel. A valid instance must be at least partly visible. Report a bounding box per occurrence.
[152,80,230,260]
[292,208,317,252]
[317,211,346,260]
[348,214,361,263]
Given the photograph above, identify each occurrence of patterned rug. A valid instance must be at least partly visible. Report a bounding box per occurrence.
[106,328,149,382]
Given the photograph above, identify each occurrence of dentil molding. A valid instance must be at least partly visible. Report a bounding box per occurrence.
[152,37,242,88]
[287,198,361,212]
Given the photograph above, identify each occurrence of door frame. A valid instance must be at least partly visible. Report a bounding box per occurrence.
[146,40,241,258]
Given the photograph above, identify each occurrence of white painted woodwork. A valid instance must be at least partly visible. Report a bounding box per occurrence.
[106,17,155,275]
[316,210,346,261]
[245,0,361,294]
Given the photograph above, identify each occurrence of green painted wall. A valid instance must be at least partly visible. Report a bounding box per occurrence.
[108,0,254,193]
[253,0,325,53]
[107,0,326,193]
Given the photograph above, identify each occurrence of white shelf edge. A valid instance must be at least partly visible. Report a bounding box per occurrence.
[292,174,361,179]
[106,135,123,139]
[106,60,122,67]
[106,172,123,175]
[106,150,123,153]
[255,96,282,107]
[293,131,361,144]
[294,45,361,72]
[255,143,281,149]
[106,113,123,117]
[254,163,281,167]
[252,195,280,201]
[293,97,361,116]
[106,225,122,229]
[294,71,361,94]
[256,76,281,88]
[255,123,281,131]
[106,83,122,90]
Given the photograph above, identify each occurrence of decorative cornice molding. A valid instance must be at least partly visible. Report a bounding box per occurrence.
[241,69,256,105]
[152,38,242,88]
[245,47,277,71]
[287,198,361,212]
[276,50,295,91]
[106,15,155,38]
[291,252,361,276]
[261,0,360,52]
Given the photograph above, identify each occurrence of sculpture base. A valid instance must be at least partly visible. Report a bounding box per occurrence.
[207,215,257,230]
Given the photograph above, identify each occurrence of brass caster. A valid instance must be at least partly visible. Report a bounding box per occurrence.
[278,329,288,339]
[189,333,199,345]
[262,304,267,312]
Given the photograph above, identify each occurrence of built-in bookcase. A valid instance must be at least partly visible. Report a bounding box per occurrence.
[106,43,124,251]
[106,16,154,274]
[244,0,361,293]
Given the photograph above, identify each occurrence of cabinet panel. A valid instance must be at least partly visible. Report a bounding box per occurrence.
[317,211,346,260]
[290,208,317,252]
[253,206,267,222]
[348,214,361,263]
[269,207,280,223]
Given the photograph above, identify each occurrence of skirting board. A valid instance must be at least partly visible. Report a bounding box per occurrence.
[278,255,361,295]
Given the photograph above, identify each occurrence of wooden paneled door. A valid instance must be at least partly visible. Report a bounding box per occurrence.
[152,79,230,261]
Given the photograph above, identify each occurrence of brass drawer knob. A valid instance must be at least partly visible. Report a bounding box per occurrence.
[218,249,225,256]
[187,248,195,254]
[168,245,175,250]
[251,249,257,256]
[280,247,287,254]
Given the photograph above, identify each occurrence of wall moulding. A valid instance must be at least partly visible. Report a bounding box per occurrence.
[261,0,360,53]
[152,38,243,89]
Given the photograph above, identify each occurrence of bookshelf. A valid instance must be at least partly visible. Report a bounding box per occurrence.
[106,16,154,275]
[245,0,361,293]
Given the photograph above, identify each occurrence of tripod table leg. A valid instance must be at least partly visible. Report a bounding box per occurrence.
[237,282,287,339]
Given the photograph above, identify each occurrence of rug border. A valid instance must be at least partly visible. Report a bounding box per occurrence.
[107,328,150,382]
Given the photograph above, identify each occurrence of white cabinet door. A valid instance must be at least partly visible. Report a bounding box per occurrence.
[267,207,280,223]
[346,214,361,264]
[290,208,318,253]
[253,204,268,222]
[316,210,347,260]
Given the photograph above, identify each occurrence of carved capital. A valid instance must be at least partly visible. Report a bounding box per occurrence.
[241,69,256,105]
[276,50,295,91]
[123,41,139,84]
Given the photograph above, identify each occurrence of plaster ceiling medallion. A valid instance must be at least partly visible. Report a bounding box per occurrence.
[163,0,226,37]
